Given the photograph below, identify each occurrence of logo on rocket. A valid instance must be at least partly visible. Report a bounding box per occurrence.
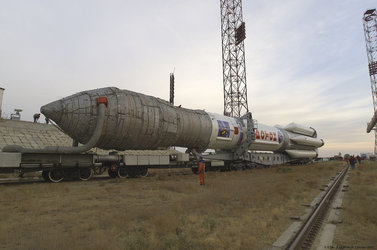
[217,120,230,138]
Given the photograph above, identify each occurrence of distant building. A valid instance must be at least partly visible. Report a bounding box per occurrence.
[360,153,375,160]
[10,109,22,121]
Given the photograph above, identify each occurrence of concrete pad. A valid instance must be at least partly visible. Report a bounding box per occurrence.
[327,209,341,224]
[332,198,343,209]
[311,191,325,207]
[272,221,302,249]
[300,208,313,221]
[317,224,336,250]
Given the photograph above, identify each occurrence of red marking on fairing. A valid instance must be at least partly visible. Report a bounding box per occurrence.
[97,97,108,106]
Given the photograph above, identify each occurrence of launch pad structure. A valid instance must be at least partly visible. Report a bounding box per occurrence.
[363,9,377,155]
[220,0,248,118]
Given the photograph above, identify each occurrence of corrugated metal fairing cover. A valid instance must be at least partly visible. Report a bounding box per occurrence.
[41,87,212,151]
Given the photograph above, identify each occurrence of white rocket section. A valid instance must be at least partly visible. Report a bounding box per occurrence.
[206,112,245,150]
[249,124,284,152]
[284,122,316,137]
[231,119,322,159]
[285,150,318,159]
[204,112,323,160]
[290,136,324,147]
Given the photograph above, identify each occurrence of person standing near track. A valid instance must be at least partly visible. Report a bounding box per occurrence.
[33,113,40,123]
[356,155,361,164]
[198,156,205,185]
[345,154,350,167]
[349,155,356,170]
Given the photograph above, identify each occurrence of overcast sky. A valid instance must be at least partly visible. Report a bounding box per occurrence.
[0,0,376,157]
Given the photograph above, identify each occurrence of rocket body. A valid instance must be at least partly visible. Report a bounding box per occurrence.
[41,87,323,159]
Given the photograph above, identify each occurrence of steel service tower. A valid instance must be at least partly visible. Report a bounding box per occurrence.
[363,9,377,154]
[220,0,248,117]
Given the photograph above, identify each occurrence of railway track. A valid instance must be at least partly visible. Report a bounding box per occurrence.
[0,175,112,185]
[0,168,194,185]
[285,165,349,250]
[0,163,333,188]
[0,164,272,185]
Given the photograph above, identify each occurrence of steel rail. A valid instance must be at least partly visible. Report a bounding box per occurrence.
[287,165,349,250]
[0,169,192,185]
[0,175,111,185]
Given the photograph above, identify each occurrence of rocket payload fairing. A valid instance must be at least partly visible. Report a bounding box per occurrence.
[41,87,324,159]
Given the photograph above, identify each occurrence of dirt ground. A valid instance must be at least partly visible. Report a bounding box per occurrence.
[333,161,377,249]
[0,162,351,249]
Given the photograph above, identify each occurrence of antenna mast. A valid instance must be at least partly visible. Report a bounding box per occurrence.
[220,0,248,117]
[170,72,175,105]
[363,9,377,155]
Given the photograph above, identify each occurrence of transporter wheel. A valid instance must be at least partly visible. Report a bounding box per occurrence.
[127,166,138,178]
[191,167,198,174]
[79,168,93,181]
[108,169,118,178]
[117,167,128,178]
[42,170,50,182]
[48,169,64,183]
[139,166,148,177]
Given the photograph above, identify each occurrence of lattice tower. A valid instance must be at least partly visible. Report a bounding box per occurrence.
[220,0,248,117]
[363,9,377,155]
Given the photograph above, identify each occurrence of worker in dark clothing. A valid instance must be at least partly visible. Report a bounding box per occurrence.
[349,155,357,170]
[33,113,40,123]
[356,155,361,164]
[198,156,205,185]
